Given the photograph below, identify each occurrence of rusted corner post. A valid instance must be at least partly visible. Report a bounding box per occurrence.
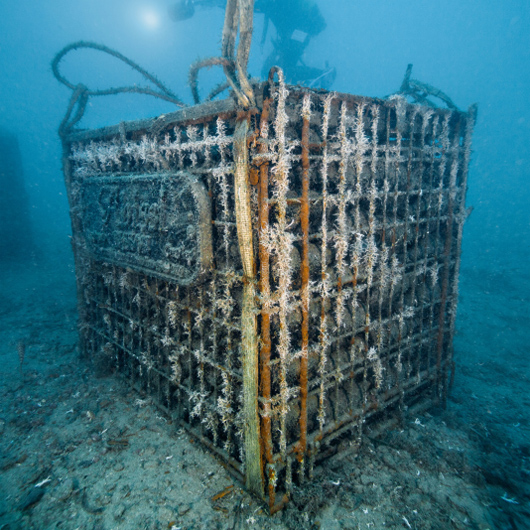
[297,94,311,464]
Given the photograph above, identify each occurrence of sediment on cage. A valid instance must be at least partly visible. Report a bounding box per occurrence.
[61,80,475,512]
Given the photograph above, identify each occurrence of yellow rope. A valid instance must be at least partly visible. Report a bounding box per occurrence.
[228,0,262,499]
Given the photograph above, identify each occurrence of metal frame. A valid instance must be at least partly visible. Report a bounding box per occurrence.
[62,79,475,512]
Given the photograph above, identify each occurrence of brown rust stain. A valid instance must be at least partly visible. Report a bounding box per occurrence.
[249,166,259,186]
[256,91,275,508]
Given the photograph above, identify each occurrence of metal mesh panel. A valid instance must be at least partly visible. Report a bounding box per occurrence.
[67,103,249,472]
[63,82,474,511]
[252,82,474,506]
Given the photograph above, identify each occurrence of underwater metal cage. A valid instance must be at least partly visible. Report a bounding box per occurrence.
[61,76,475,510]
[56,0,475,511]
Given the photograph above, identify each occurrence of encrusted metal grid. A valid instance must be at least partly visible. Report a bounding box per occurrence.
[62,78,475,511]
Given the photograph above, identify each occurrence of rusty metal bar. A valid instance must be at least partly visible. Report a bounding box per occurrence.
[447,106,477,393]
[256,90,274,508]
[297,93,311,465]
[317,93,334,437]
[436,114,461,405]
[415,111,437,381]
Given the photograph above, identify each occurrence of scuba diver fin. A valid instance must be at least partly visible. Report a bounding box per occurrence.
[306,65,336,89]
[284,64,336,90]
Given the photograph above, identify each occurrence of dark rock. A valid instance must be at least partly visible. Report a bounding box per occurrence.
[18,487,45,511]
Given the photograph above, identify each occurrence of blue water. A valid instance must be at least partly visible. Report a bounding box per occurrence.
[0,1,528,528]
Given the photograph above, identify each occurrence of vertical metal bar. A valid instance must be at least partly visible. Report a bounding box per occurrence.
[412,109,434,381]
[362,101,380,397]
[210,274,220,442]
[407,111,425,381]
[383,105,399,391]
[436,114,461,405]
[256,87,275,508]
[155,278,162,406]
[389,100,406,422]
[318,93,334,436]
[61,138,90,361]
[399,107,418,382]
[373,104,388,358]
[446,106,477,393]
[197,290,206,437]
[430,113,452,400]
[297,93,311,465]
[333,100,350,425]
[225,281,235,455]
[424,114,441,377]
[187,297,193,419]
[133,273,142,390]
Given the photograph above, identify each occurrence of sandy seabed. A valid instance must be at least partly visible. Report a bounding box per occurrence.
[0,252,528,530]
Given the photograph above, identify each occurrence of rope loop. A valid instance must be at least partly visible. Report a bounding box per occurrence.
[52,41,186,136]
[52,41,184,103]
[54,1,259,134]
[188,56,235,105]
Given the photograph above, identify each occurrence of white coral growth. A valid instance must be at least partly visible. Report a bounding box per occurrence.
[367,346,384,389]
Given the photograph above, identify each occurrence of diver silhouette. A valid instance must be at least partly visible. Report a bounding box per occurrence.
[169,0,336,89]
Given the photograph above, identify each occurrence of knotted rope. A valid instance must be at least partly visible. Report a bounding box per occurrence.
[190,0,255,107]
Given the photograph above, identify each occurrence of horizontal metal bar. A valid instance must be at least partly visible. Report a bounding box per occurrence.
[66,97,238,143]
